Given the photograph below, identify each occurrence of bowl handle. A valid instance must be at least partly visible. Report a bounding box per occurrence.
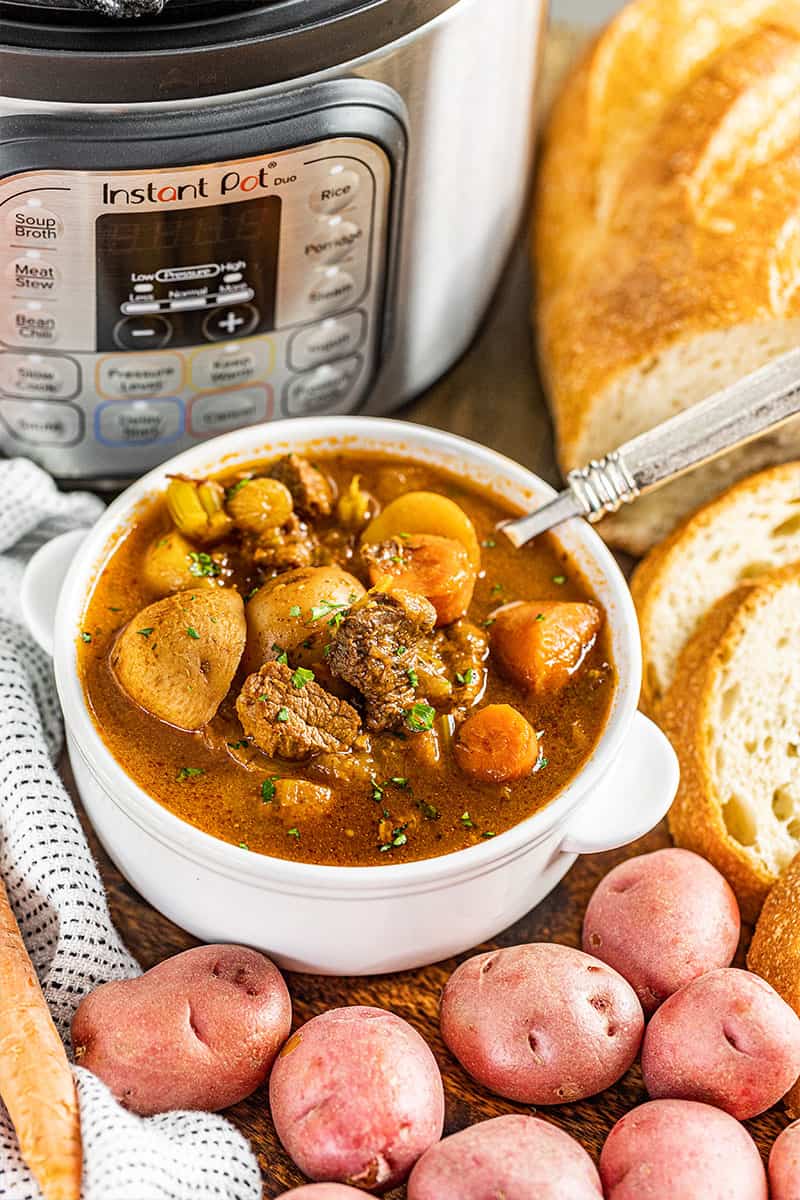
[560,711,678,855]
[21,528,90,657]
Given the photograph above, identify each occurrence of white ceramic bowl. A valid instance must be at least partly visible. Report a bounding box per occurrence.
[23,417,678,975]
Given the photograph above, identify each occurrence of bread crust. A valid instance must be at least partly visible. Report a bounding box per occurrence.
[659,580,785,923]
[748,853,800,1115]
[534,4,800,550]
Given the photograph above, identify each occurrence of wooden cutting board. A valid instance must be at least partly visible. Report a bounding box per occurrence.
[62,245,788,1196]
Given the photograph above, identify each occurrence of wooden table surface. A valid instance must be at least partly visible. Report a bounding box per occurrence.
[63,243,787,1196]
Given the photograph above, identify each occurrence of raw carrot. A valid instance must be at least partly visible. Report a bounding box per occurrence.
[455,703,539,783]
[0,877,81,1200]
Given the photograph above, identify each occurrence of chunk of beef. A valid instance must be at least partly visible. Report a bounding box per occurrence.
[435,619,489,710]
[327,589,437,732]
[268,454,333,519]
[236,661,361,759]
[252,512,318,573]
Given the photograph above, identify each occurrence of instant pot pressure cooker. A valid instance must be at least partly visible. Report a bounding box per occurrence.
[0,0,544,484]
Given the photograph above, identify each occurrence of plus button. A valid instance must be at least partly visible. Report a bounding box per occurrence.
[220,312,244,335]
[202,303,259,343]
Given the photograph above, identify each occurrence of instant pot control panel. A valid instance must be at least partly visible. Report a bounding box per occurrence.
[0,100,403,480]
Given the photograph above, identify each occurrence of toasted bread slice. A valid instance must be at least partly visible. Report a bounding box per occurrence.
[660,566,800,922]
[631,462,800,714]
[748,852,800,1115]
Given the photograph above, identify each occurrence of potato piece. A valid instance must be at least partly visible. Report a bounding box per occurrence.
[769,1120,800,1200]
[71,945,291,1115]
[364,534,476,626]
[362,491,480,569]
[111,587,245,731]
[454,703,539,783]
[440,943,643,1104]
[490,601,601,693]
[600,1100,768,1200]
[228,476,293,534]
[269,1006,444,1190]
[244,565,365,673]
[142,530,222,596]
[408,1115,603,1200]
[582,848,740,1013]
[641,968,800,1119]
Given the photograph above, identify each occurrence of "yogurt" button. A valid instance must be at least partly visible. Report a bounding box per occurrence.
[188,386,272,437]
[0,352,79,400]
[98,354,183,400]
[289,311,366,371]
[308,166,361,214]
[0,399,82,447]
[95,398,183,447]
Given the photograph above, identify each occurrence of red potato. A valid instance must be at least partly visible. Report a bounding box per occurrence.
[641,967,800,1119]
[582,848,740,1013]
[600,1099,768,1200]
[365,533,476,626]
[490,600,601,693]
[454,703,540,783]
[279,1189,370,1199]
[71,944,291,1116]
[269,1006,444,1191]
[769,1120,800,1200]
[440,943,644,1104]
[407,1114,603,1200]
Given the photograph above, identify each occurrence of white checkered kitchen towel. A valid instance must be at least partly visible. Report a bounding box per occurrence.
[0,459,262,1200]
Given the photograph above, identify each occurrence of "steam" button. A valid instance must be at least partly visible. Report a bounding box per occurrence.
[307,268,357,315]
[308,166,361,214]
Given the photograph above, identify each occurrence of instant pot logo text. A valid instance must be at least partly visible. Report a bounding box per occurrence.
[101,168,276,206]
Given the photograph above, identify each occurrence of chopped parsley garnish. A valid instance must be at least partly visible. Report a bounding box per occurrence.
[405,702,435,732]
[310,597,351,627]
[261,777,278,803]
[390,776,409,788]
[245,587,260,603]
[277,706,290,722]
[407,666,419,688]
[535,613,546,623]
[372,776,410,804]
[418,800,440,821]
[287,827,301,839]
[291,666,315,689]
[482,538,497,548]
[482,618,496,628]
[534,755,550,773]
[177,766,204,781]
[456,668,479,686]
[379,824,409,852]
[108,606,121,613]
[395,645,407,656]
[490,583,504,595]
[227,476,252,499]
[271,643,288,665]
[186,626,200,639]
[460,811,475,828]
[238,841,250,850]
[482,831,497,839]
[137,627,154,638]
[390,554,404,564]
[371,780,384,803]
[80,631,92,644]
[188,551,221,579]
[227,739,249,750]
[289,604,302,618]
[553,574,567,585]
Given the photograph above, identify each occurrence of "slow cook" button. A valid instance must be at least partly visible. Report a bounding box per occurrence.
[7,202,63,244]
[289,311,366,371]
[190,339,273,391]
[305,216,363,265]
[6,303,59,347]
[284,355,362,416]
[95,398,183,447]
[0,399,82,447]
[97,354,183,400]
[307,268,357,315]
[188,386,273,437]
[0,352,79,400]
[308,165,361,214]
[6,252,60,294]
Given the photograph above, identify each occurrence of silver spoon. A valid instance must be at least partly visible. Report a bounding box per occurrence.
[502,347,800,547]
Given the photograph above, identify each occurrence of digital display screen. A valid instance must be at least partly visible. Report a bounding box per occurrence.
[95,196,282,351]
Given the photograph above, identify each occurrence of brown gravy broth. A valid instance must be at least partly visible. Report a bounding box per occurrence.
[78,453,616,866]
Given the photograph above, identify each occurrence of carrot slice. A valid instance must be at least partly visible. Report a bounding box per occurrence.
[490,601,601,694]
[455,703,540,783]
[0,878,81,1200]
[366,533,476,626]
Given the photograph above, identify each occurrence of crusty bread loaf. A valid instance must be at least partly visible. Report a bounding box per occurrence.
[631,462,800,713]
[748,853,800,1114]
[659,566,800,922]
[534,1,800,554]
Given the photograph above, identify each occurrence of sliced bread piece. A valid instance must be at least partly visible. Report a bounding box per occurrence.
[748,852,800,1115]
[631,461,800,714]
[660,566,800,922]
